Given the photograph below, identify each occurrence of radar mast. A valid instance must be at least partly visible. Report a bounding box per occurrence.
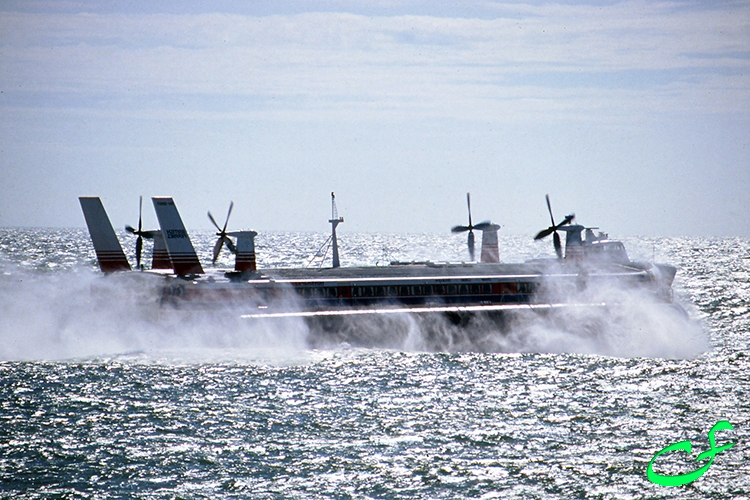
[329,192,344,268]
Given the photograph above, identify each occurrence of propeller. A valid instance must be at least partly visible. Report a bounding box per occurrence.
[451,193,491,261]
[125,195,157,269]
[534,194,574,259]
[208,201,237,264]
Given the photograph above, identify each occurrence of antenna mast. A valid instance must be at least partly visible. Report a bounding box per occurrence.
[329,192,344,268]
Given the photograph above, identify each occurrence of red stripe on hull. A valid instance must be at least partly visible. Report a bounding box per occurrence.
[235,253,256,272]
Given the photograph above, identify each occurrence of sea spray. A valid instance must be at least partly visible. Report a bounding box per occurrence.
[0,263,309,362]
[302,278,706,358]
[0,262,706,360]
[0,231,707,361]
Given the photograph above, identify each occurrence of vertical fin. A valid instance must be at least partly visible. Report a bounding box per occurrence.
[151,231,172,269]
[151,197,204,275]
[479,224,501,263]
[228,230,257,272]
[79,197,131,272]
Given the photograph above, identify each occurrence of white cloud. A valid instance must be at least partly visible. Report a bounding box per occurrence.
[0,2,747,122]
[0,1,748,235]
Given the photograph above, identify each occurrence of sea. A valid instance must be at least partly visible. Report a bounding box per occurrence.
[0,228,748,499]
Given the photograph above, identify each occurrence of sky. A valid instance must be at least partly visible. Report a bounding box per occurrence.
[0,0,748,237]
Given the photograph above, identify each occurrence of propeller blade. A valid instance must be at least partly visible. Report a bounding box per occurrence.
[223,201,234,233]
[138,195,143,233]
[135,235,143,268]
[535,227,554,240]
[545,194,556,227]
[466,193,472,228]
[207,211,222,232]
[451,225,470,233]
[468,230,475,261]
[127,227,156,238]
[474,221,492,231]
[553,231,562,259]
[224,236,237,255]
[212,237,223,264]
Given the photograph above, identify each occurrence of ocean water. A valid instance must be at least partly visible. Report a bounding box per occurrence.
[0,228,748,499]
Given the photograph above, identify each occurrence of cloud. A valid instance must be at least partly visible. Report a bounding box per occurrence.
[0,2,747,122]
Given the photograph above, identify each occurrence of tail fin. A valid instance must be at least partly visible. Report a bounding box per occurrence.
[151,197,204,275]
[227,230,257,272]
[79,197,131,272]
[479,223,501,263]
[151,231,172,270]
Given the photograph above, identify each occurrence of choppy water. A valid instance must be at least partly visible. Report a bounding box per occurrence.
[0,229,748,498]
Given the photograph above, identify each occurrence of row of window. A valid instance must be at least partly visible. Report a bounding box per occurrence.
[294,282,535,299]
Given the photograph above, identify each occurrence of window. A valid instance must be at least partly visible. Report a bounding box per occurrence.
[493,282,516,294]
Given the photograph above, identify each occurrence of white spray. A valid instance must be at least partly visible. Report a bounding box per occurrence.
[0,264,309,363]
[0,260,707,361]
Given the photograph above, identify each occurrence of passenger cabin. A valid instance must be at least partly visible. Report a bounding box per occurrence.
[584,240,629,263]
